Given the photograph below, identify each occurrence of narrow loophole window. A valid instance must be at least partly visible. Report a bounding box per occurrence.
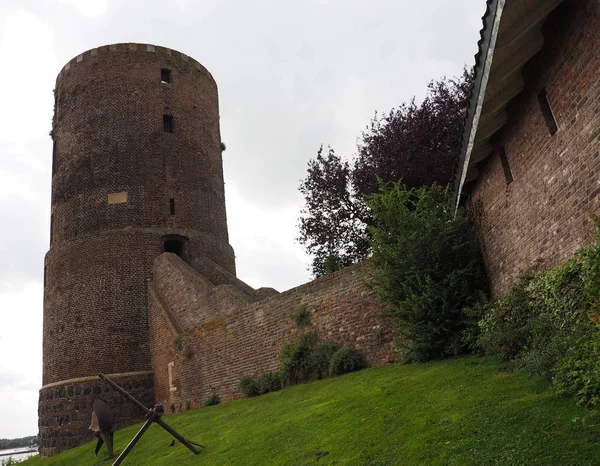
[499,146,513,185]
[169,198,175,215]
[163,115,173,133]
[538,89,558,135]
[161,68,171,84]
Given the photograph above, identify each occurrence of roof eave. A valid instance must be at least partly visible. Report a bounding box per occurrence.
[453,0,506,213]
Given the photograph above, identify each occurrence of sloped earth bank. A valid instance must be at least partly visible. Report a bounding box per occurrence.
[24,357,600,465]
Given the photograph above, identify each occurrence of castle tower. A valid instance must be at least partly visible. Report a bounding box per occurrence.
[38,43,235,456]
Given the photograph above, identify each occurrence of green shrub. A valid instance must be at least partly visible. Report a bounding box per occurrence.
[367,183,488,362]
[174,336,183,352]
[309,342,340,378]
[239,376,260,398]
[460,293,489,353]
[280,332,318,383]
[329,347,365,377]
[554,332,600,409]
[322,254,343,275]
[477,277,535,361]
[257,372,282,394]
[203,393,220,406]
[477,242,600,409]
[292,307,311,326]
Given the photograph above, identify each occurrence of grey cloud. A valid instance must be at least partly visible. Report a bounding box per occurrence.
[30,0,484,209]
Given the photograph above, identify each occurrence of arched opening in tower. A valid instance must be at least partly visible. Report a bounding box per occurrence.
[164,238,184,258]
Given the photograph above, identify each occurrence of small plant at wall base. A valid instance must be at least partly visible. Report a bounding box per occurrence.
[329,347,365,376]
[239,376,260,398]
[292,306,311,326]
[279,332,318,384]
[308,342,340,379]
[367,182,488,363]
[203,394,220,407]
[257,372,282,395]
[239,335,365,398]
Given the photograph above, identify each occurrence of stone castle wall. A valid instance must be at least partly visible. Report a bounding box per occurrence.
[148,254,398,411]
[38,372,154,456]
[466,0,600,296]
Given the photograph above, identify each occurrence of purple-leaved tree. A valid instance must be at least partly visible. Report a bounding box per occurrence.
[298,70,473,277]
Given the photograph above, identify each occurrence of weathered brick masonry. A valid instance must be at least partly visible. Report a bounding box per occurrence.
[148,254,397,411]
[41,42,396,457]
[41,43,235,456]
[466,0,600,296]
[38,372,154,456]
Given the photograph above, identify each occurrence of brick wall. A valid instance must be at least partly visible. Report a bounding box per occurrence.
[38,372,154,457]
[41,43,237,456]
[52,43,232,260]
[466,0,600,296]
[148,254,398,411]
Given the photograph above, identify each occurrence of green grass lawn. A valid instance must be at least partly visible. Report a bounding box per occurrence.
[23,357,600,466]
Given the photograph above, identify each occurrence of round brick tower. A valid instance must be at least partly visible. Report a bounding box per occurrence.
[38,43,235,456]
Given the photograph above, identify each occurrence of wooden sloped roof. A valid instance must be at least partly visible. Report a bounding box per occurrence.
[453,0,566,210]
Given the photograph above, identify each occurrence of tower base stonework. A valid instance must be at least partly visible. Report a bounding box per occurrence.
[38,372,154,457]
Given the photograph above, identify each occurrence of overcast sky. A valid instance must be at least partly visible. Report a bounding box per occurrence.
[0,0,483,439]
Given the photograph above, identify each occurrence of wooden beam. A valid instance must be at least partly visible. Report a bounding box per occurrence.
[470,142,493,163]
[491,29,544,80]
[465,165,479,183]
[496,0,563,49]
[476,110,508,140]
[482,77,525,116]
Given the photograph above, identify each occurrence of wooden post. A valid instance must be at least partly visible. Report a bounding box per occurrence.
[97,373,204,465]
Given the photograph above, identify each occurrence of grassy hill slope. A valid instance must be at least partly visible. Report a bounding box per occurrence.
[24,357,600,466]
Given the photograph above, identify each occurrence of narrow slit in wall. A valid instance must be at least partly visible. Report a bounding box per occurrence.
[499,146,513,184]
[538,89,558,135]
[163,115,173,133]
[161,68,171,84]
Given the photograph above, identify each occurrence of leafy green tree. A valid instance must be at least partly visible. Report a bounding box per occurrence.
[367,183,487,362]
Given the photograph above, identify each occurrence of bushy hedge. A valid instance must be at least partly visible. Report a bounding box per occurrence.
[477,243,600,409]
[279,332,319,383]
[239,376,260,398]
[310,342,340,379]
[257,372,282,394]
[368,183,488,362]
[328,347,365,376]
[203,393,220,406]
[239,334,365,398]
